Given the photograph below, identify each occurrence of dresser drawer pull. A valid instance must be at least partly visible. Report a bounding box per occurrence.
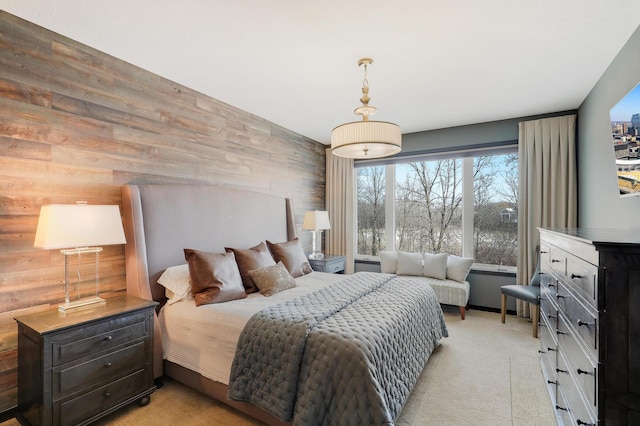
[557,330,567,336]
[546,380,556,385]
[571,273,583,279]
[556,295,565,299]
[555,405,568,411]
[548,283,556,288]
[577,368,592,375]
[541,250,548,254]
[577,319,593,327]
[104,335,113,341]
[577,420,594,426]
[556,368,569,374]
[547,347,557,352]
[548,314,557,319]
[538,350,545,354]
[104,391,112,398]
[104,362,113,368]
[551,259,561,263]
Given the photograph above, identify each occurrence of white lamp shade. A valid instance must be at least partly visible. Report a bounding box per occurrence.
[302,211,331,231]
[331,120,401,159]
[34,204,126,249]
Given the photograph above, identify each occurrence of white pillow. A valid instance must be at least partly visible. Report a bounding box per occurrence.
[446,255,474,282]
[396,251,423,276]
[157,264,191,304]
[379,251,398,274]
[423,252,448,280]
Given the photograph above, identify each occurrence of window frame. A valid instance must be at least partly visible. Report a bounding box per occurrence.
[354,143,518,273]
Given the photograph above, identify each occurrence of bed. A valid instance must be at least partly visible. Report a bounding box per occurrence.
[122,184,448,426]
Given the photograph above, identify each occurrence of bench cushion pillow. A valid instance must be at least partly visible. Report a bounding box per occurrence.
[397,251,423,276]
[423,252,448,280]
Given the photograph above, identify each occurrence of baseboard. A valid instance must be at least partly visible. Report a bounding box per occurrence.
[0,407,17,423]
[469,304,516,316]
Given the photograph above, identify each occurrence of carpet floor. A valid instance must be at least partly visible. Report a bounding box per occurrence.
[4,307,557,425]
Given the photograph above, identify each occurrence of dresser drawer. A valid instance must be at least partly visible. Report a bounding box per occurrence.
[557,282,598,353]
[565,254,597,307]
[52,314,149,366]
[57,369,148,426]
[539,316,558,402]
[548,247,566,278]
[556,379,597,426]
[557,316,597,408]
[540,285,558,331]
[55,341,147,398]
[556,350,597,426]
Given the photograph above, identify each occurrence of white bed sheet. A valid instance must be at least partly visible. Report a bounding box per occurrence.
[158,271,347,385]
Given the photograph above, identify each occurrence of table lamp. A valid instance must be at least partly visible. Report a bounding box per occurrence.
[302,210,331,259]
[34,202,126,311]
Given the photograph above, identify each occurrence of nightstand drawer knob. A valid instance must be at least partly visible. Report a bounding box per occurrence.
[104,335,113,341]
[105,362,112,368]
[104,391,111,398]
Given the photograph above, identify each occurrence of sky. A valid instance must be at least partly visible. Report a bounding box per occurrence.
[610,82,640,122]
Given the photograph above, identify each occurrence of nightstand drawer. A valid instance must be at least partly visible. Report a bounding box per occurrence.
[55,341,147,397]
[57,369,148,426]
[53,315,150,366]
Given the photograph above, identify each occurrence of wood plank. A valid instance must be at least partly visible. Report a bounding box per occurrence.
[0,11,326,404]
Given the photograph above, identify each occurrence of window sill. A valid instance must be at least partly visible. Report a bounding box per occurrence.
[354,257,517,276]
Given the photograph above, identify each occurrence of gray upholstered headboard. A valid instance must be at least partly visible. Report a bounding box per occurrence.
[121,184,297,377]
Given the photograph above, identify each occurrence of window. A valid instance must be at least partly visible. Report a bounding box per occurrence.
[356,149,518,268]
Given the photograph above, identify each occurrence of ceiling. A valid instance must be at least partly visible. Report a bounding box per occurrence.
[2,1,639,145]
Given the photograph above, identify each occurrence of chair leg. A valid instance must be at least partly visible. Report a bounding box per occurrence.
[500,294,507,323]
[459,306,465,320]
[532,304,540,338]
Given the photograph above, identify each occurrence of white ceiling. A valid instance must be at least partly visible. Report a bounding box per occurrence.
[2,1,639,144]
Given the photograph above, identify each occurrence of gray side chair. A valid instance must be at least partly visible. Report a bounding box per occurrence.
[500,250,541,337]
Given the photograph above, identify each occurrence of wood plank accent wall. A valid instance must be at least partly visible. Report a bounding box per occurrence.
[0,11,326,411]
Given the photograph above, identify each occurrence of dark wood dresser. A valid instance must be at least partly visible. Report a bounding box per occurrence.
[538,228,640,425]
[14,295,157,426]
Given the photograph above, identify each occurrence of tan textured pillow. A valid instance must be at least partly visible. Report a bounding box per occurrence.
[183,249,247,306]
[225,241,275,293]
[248,261,297,297]
[266,238,312,278]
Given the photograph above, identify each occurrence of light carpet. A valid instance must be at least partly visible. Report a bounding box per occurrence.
[3,307,557,426]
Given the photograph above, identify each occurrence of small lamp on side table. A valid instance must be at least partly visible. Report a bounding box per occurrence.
[302,210,331,259]
[34,202,127,312]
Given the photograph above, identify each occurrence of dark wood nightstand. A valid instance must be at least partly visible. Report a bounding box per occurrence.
[308,254,346,274]
[14,295,157,426]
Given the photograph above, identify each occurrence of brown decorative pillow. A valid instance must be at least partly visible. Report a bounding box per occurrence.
[248,261,297,297]
[183,249,247,306]
[225,242,275,293]
[266,238,312,278]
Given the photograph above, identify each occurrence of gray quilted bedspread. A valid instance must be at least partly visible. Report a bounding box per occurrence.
[227,272,448,425]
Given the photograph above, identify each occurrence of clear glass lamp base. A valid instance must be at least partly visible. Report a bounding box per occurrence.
[58,296,106,312]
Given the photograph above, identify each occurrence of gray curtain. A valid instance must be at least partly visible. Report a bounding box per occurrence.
[325,148,355,274]
[517,115,577,317]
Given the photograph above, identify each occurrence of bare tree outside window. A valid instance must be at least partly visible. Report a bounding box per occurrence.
[357,166,385,255]
[473,154,518,266]
[396,160,462,254]
[356,151,518,267]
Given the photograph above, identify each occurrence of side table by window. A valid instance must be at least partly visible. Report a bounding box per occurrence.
[307,254,346,274]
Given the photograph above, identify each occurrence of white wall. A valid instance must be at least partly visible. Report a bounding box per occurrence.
[578,25,640,228]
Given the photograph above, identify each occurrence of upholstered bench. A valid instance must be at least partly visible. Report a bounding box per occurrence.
[380,251,472,320]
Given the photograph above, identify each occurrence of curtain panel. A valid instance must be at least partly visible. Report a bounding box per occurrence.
[325,148,356,274]
[517,115,577,317]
